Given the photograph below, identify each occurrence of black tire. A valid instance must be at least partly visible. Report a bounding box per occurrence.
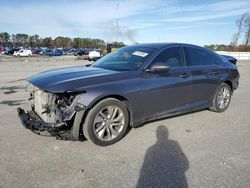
[210,82,232,112]
[83,98,129,146]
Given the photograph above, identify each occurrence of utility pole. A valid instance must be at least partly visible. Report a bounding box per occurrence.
[115,3,119,42]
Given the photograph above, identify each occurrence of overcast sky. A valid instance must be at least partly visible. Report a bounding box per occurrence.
[1,0,250,45]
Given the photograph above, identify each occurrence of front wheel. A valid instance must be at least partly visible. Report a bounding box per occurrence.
[83,98,129,146]
[210,82,232,112]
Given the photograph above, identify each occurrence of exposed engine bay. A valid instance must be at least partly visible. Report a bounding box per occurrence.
[32,87,76,123]
[17,86,86,140]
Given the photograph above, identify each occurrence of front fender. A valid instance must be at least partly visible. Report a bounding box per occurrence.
[76,90,126,107]
[74,90,135,127]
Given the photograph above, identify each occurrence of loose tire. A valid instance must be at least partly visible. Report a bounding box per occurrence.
[210,82,232,112]
[83,98,129,146]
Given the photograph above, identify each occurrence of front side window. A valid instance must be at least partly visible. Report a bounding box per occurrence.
[151,47,185,67]
[92,46,156,71]
[185,47,213,66]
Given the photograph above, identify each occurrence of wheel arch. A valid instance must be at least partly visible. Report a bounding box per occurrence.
[224,80,233,91]
[209,80,233,107]
[86,94,134,127]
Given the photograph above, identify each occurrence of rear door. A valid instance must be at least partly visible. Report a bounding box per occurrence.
[184,46,221,108]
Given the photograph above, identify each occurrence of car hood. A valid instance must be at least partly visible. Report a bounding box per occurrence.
[28,66,122,93]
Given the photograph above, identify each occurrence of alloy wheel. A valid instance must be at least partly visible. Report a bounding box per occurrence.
[217,87,230,110]
[93,106,125,141]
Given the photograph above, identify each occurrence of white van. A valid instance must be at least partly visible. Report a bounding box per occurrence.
[88,50,102,61]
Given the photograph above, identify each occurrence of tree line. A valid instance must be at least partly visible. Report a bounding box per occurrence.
[204,44,250,52]
[206,12,250,52]
[2,12,249,52]
[232,12,250,48]
[0,32,108,49]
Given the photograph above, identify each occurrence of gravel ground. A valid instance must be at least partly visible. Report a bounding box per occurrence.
[0,56,249,188]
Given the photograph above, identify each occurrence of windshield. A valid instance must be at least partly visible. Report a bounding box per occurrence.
[92,46,156,71]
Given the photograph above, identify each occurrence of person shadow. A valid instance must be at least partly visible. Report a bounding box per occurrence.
[136,125,189,188]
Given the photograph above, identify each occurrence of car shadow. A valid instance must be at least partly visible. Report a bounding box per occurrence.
[0,100,25,106]
[0,86,25,94]
[136,125,189,188]
[137,109,207,128]
[6,78,26,83]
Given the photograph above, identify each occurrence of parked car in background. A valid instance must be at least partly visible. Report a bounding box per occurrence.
[43,49,53,56]
[4,47,20,55]
[43,49,63,56]
[0,47,4,54]
[52,49,63,56]
[62,48,71,55]
[39,49,47,55]
[74,49,82,56]
[13,49,32,57]
[18,43,239,146]
[88,50,102,61]
[66,48,78,55]
[32,49,41,55]
[75,49,89,56]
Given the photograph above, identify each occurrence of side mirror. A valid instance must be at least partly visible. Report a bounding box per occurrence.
[147,62,170,73]
[85,64,92,67]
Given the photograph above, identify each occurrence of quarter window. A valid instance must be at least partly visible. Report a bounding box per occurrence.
[212,54,223,65]
[152,47,184,67]
[185,47,213,66]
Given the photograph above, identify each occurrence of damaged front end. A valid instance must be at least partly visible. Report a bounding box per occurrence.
[17,86,86,140]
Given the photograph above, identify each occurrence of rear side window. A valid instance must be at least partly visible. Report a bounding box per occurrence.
[212,54,223,65]
[152,47,184,67]
[185,47,213,66]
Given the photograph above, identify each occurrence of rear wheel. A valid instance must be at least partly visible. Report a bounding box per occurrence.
[210,82,232,112]
[83,98,129,146]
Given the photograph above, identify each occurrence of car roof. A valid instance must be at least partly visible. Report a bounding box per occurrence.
[128,43,217,56]
[128,43,205,50]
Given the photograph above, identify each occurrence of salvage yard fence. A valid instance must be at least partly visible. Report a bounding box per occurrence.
[216,51,250,60]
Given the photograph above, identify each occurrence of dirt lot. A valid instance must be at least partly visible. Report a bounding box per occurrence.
[0,56,250,188]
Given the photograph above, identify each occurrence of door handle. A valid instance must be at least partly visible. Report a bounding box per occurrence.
[179,72,189,78]
[206,70,220,75]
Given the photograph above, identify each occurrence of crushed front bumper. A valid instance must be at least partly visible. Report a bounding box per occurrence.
[17,107,79,140]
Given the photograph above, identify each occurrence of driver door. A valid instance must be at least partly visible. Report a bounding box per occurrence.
[135,47,192,121]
